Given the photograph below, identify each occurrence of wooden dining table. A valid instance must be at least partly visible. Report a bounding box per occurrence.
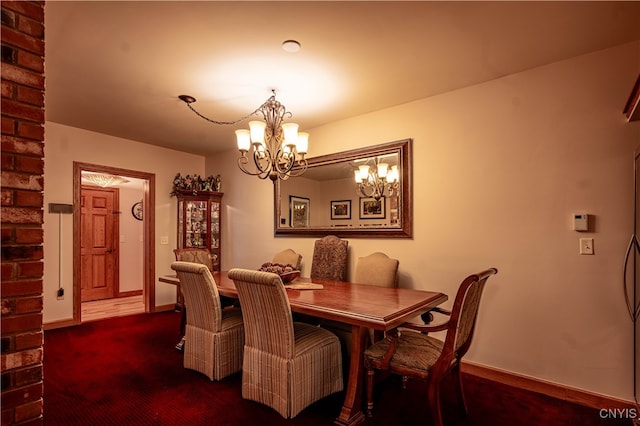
[159,271,447,426]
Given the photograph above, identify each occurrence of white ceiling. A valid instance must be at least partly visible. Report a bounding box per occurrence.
[45,1,640,157]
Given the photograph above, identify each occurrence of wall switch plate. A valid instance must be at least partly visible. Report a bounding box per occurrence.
[580,238,594,255]
[160,236,169,245]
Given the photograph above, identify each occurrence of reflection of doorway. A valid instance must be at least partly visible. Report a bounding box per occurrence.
[73,162,156,325]
[81,186,118,302]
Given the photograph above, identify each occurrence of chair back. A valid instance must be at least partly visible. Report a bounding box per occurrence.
[310,235,348,281]
[354,252,399,288]
[174,248,213,271]
[439,268,497,365]
[272,249,302,270]
[228,268,295,359]
[170,261,222,332]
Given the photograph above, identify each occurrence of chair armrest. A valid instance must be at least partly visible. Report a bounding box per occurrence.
[400,319,450,333]
[431,307,451,316]
[420,306,451,324]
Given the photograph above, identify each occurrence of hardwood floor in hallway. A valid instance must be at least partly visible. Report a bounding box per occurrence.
[81,295,145,322]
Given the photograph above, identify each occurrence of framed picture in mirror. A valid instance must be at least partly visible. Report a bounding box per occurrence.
[359,197,385,219]
[290,196,310,227]
[331,200,351,220]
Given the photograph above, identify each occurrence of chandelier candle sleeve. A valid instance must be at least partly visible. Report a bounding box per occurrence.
[377,162,389,178]
[281,123,299,148]
[248,121,266,145]
[235,129,251,152]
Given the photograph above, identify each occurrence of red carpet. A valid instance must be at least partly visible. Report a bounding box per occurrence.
[43,311,631,425]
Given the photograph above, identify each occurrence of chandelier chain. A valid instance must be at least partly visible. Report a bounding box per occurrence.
[184,100,263,125]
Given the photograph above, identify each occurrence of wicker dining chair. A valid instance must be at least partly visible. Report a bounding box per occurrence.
[364,268,498,426]
[228,268,344,419]
[272,248,303,270]
[170,261,244,381]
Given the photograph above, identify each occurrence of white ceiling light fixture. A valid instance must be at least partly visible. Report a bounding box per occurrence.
[179,90,308,182]
[82,172,130,188]
[282,39,301,53]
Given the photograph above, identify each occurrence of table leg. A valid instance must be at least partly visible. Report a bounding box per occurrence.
[334,325,368,426]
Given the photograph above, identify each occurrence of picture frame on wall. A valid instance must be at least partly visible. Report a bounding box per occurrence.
[290,196,310,227]
[331,200,351,220]
[359,197,385,219]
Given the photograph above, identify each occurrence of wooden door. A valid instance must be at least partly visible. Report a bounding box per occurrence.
[81,186,118,302]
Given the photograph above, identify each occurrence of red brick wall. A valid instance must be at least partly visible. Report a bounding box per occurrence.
[1,1,45,425]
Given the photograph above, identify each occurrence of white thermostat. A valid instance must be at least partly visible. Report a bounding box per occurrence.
[573,213,589,232]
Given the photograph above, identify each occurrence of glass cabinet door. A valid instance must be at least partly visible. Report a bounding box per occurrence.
[176,192,223,271]
[210,200,220,270]
[185,200,207,248]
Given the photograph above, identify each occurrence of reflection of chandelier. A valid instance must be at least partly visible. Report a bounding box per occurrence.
[179,91,308,182]
[82,173,129,188]
[354,158,399,201]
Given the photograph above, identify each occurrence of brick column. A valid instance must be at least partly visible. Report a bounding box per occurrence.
[1,1,45,425]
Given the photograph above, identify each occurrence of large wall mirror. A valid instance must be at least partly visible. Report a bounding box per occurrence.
[274,138,412,238]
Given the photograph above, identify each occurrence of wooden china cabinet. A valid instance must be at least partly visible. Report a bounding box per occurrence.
[175,190,223,271]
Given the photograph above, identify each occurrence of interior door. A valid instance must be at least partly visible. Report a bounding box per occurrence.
[81,186,118,302]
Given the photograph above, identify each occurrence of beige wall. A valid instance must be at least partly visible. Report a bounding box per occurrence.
[207,42,640,401]
[118,186,144,293]
[43,123,204,322]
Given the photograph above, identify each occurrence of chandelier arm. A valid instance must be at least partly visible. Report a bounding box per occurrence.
[284,159,308,178]
[272,148,296,175]
[357,184,373,199]
[237,155,270,180]
[253,149,275,177]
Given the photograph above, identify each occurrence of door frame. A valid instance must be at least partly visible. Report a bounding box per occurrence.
[73,162,156,324]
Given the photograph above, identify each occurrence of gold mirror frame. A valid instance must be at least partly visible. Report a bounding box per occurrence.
[274,138,412,238]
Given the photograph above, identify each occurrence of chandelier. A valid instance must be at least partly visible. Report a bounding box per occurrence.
[82,172,129,188]
[179,91,308,182]
[354,158,399,200]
